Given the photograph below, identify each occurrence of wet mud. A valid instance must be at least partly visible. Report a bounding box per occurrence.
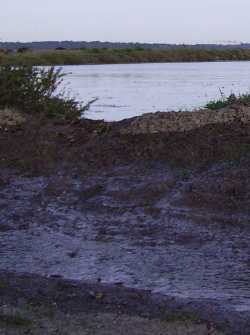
[0,160,250,333]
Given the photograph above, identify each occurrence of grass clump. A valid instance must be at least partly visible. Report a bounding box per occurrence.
[0,65,87,120]
[205,92,250,110]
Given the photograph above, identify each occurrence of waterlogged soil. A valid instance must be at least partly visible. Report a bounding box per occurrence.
[1,113,250,333]
[1,160,250,333]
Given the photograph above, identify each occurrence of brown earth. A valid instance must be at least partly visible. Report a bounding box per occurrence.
[1,105,250,173]
[1,105,250,216]
[119,105,250,135]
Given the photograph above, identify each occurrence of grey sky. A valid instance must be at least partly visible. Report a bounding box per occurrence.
[1,0,249,43]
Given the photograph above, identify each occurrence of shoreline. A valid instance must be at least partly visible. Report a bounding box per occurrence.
[3,59,250,67]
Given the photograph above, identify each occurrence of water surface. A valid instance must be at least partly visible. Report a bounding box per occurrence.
[62,61,250,121]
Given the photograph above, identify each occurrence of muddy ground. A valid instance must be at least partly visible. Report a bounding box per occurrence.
[1,109,250,334]
[0,271,226,335]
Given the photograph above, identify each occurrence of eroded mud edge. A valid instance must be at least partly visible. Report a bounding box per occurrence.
[0,271,249,334]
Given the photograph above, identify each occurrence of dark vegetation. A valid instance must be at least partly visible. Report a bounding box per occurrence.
[2,40,250,50]
[0,65,86,120]
[1,48,250,65]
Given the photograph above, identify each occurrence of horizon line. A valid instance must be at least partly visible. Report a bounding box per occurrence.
[0,40,249,46]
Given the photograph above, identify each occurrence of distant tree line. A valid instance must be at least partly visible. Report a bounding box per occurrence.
[1,40,250,51]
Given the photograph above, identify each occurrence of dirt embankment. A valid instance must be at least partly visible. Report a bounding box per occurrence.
[1,106,250,335]
[1,104,250,173]
[1,104,250,213]
[119,104,250,134]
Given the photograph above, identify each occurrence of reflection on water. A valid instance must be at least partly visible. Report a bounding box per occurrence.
[61,61,250,121]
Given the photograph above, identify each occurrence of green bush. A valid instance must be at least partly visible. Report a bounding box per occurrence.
[205,92,250,110]
[0,65,86,120]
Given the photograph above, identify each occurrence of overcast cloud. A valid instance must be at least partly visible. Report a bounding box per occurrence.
[0,0,249,43]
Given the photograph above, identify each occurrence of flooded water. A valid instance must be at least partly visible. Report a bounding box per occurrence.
[62,61,250,121]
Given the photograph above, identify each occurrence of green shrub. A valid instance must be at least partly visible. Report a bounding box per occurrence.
[205,99,230,110]
[205,92,250,110]
[0,65,86,120]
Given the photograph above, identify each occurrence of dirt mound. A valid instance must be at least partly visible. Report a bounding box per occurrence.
[0,105,250,173]
[0,108,26,128]
[118,104,250,134]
